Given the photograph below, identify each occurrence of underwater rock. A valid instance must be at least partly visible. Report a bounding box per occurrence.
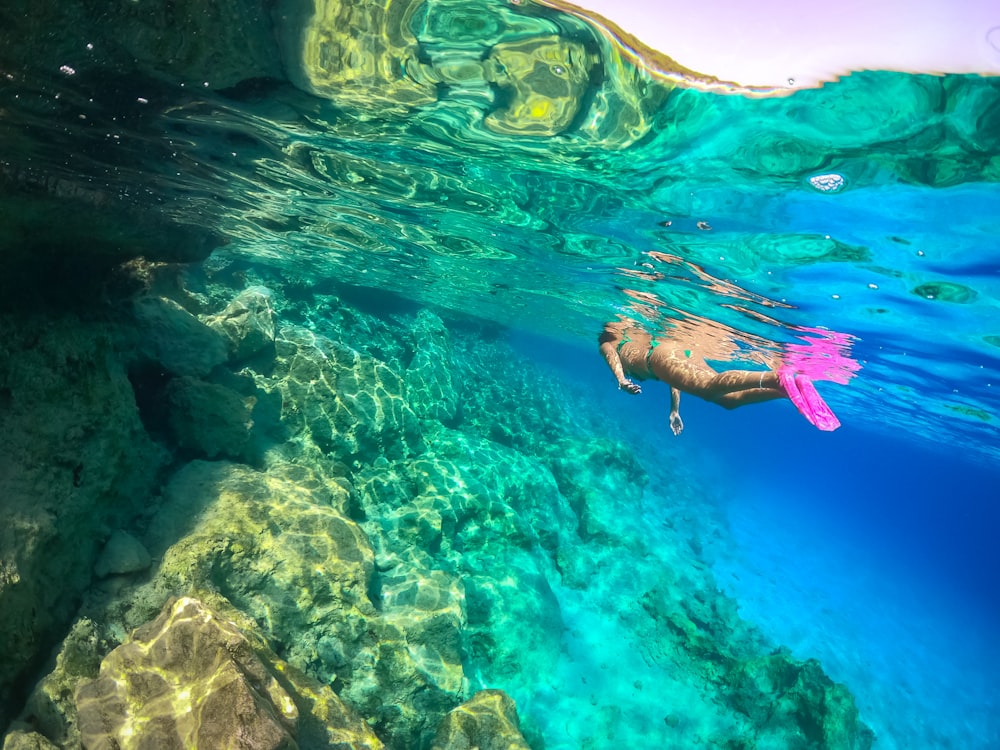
[548,437,648,540]
[205,285,277,363]
[378,570,468,696]
[638,584,874,749]
[14,618,103,748]
[0,730,60,750]
[0,168,223,311]
[131,296,229,377]
[727,651,876,750]
[0,313,165,728]
[94,531,152,579]
[141,461,461,749]
[430,689,530,750]
[75,596,299,750]
[405,310,459,424]
[145,461,375,646]
[353,429,569,689]
[165,376,254,460]
[14,595,385,750]
[257,327,422,462]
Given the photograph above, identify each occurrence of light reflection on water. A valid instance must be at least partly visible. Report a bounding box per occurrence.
[0,0,997,460]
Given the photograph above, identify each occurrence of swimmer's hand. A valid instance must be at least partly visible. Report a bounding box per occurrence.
[619,379,641,395]
[669,411,683,436]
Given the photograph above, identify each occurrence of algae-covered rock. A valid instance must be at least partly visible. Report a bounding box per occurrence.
[0,729,60,750]
[132,296,229,377]
[258,326,421,462]
[378,570,467,696]
[547,437,648,540]
[405,310,459,424]
[638,582,875,749]
[13,618,103,749]
[430,689,531,750]
[145,461,375,653]
[727,652,876,750]
[94,531,152,579]
[138,461,462,749]
[0,314,165,727]
[205,285,277,363]
[354,429,569,687]
[165,376,254,459]
[75,596,298,749]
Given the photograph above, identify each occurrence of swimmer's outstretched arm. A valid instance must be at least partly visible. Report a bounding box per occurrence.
[669,386,683,436]
[599,340,641,394]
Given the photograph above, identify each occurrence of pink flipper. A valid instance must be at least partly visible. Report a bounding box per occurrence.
[795,374,840,431]
[779,368,840,431]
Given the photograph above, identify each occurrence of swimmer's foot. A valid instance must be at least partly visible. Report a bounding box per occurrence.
[796,375,840,431]
[778,368,840,431]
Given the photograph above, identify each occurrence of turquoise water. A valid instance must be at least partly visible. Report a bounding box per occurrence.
[1,1,999,748]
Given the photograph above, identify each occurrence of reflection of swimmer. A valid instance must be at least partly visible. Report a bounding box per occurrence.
[598,319,840,434]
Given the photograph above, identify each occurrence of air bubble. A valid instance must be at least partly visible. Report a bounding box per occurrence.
[809,173,845,192]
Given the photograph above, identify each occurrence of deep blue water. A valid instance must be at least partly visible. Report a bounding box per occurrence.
[516,330,1000,749]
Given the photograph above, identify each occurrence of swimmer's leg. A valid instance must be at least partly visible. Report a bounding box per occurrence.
[712,387,786,409]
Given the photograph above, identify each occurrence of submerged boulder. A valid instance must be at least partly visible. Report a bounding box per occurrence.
[94,530,152,579]
[405,310,459,424]
[138,460,464,748]
[76,596,299,750]
[132,296,228,377]
[257,326,422,462]
[430,690,530,750]
[165,376,254,459]
[727,651,876,750]
[75,596,384,750]
[0,729,60,750]
[205,285,277,363]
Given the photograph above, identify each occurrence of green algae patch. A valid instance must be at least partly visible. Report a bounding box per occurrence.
[945,404,992,422]
[911,281,978,303]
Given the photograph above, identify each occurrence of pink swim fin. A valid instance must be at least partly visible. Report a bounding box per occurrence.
[779,368,841,431]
